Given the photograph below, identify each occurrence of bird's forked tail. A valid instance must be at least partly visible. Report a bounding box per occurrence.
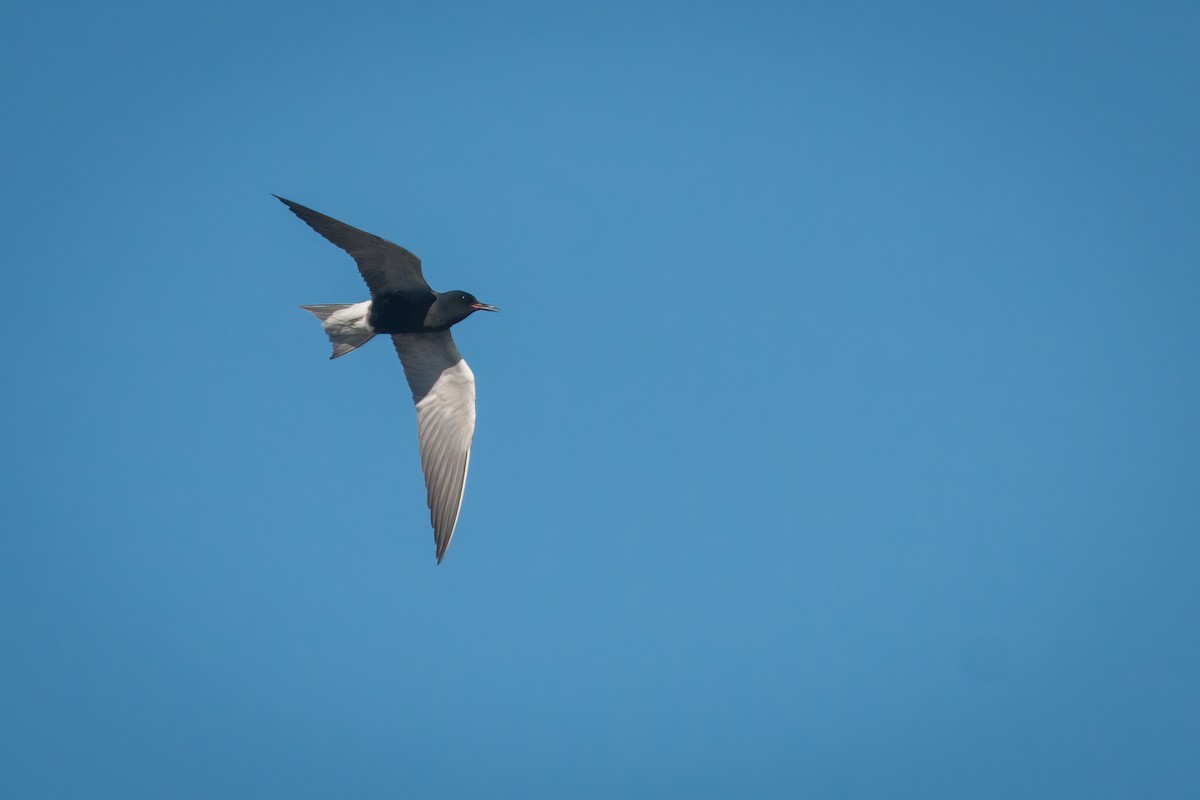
[300,302,376,359]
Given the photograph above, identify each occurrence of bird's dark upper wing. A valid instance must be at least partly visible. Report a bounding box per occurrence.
[276,196,430,295]
[391,332,476,563]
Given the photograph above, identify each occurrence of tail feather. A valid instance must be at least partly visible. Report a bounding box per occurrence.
[300,303,352,321]
[300,302,376,359]
[327,336,374,359]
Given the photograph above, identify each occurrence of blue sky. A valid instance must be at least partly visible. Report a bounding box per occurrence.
[2,0,1198,797]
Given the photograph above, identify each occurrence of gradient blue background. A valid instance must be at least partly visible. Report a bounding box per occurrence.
[2,1,1198,797]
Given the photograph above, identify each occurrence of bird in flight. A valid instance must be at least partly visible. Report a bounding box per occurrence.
[276,195,499,563]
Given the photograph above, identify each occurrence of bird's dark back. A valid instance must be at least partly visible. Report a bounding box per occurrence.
[369,289,438,334]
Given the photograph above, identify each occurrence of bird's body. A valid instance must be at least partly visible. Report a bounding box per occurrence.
[277,196,498,563]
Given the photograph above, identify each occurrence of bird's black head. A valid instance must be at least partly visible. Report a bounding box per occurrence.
[426,290,501,329]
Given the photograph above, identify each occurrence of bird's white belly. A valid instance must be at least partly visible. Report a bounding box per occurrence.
[322,300,375,337]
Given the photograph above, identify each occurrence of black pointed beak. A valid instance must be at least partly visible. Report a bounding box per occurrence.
[470,302,500,312]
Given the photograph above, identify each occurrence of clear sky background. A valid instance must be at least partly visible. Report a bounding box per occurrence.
[2,1,1198,797]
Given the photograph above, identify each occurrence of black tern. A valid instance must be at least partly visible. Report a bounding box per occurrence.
[277,196,498,563]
